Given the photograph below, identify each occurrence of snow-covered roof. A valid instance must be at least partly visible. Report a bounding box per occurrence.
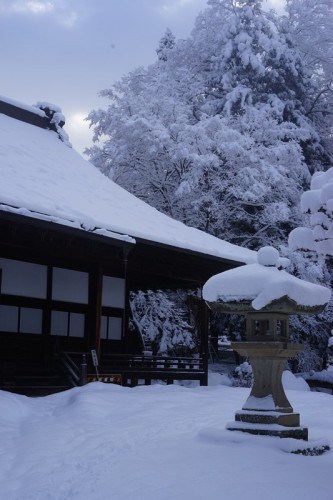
[0,99,256,264]
[203,247,331,311]
[0,95,46,117]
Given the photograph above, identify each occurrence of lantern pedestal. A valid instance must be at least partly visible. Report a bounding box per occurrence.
[227,341,308,440]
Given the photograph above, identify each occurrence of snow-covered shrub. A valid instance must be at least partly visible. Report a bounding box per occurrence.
[289,341,325,373]
[285,165,333,372]
[129,290,198,356]
[325,332,333,369]
[210,312,245,342]
[232,361,253,388]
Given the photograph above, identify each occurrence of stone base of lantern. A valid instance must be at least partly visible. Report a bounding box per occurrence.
[235,409,300,426]
[229,341,308,440]
[226,421,308,440]
[226,410,308,440]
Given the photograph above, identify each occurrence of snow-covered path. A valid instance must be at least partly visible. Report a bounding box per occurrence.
[0,380,332,500]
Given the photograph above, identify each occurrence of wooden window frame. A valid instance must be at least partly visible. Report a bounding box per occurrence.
[0,304,43,334]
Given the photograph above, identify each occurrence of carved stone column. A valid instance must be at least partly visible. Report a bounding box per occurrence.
[227,341,308,440]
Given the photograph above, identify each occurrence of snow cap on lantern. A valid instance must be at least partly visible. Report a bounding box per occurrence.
[203,246,331,315]
[257,246,279,266]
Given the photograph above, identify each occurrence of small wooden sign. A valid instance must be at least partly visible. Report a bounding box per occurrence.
[91,349,99,367]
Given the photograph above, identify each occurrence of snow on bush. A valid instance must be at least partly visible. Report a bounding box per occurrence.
[290,167,333,257]
[129,290,197,355]
[288,227,317,252]
[233,361,253,388]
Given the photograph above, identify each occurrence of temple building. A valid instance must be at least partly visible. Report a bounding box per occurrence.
[0,96,255,393]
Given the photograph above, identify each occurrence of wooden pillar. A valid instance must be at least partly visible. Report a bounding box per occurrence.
[87,265,103,359]
[43,265,53,365]
[199,297,209,386]
[121,247,132,354]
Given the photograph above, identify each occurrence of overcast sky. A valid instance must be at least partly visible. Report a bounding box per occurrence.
[0,0,284,154]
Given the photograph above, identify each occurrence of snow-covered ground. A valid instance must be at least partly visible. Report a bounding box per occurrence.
[0,373,332,500]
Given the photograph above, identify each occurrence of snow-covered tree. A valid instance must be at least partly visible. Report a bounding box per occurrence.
[289,166,333,257]
[274,1,333,371]
[129,290,197,355]
[87,0,330,361]
[156,28,175,61]
[284,0,333,164]
[88,0,319,250]
[286,167,333,372]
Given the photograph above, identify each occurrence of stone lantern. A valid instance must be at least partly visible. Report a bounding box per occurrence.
[203,247,331,441]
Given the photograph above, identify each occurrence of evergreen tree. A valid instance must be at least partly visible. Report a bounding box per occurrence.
[129,290,196,355]
[88,0,318,250]
[87,0,331,364]
[289,166,333,257]
[284,0,333,167]
[285,166,333,372]
[156,28,175,61]
[278,0,333,371]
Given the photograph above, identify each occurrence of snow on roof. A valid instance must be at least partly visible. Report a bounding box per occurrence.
[203,246,331,310]
[0,107,256,264]
[0,95,46,117]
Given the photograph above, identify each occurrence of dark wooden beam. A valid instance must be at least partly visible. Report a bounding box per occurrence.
[87,265,103,358]
[0,211,132,273]
[0,99,51,130]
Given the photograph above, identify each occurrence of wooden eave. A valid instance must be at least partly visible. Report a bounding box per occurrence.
[0,210,132,271]
[126,236,243,290]
[0,210,243,289]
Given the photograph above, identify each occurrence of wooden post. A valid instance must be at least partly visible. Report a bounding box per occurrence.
[121,247,131,354]
[88,265,103,359]
[199,298,209,386]
[79,354,87,386]
[43,265,53,366]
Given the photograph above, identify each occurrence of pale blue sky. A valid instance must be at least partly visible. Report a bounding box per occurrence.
[0,0,284,153]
